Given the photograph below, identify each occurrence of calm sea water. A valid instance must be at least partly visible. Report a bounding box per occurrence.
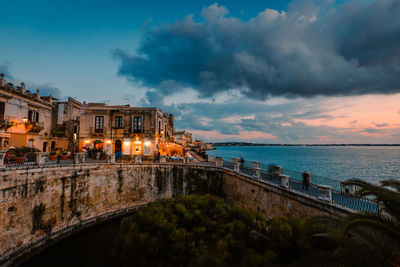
[207,146,400,183]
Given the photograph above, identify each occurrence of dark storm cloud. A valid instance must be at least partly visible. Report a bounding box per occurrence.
[114,0,400,99]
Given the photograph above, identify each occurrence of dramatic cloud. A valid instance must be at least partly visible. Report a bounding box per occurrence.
[115,0,400,100]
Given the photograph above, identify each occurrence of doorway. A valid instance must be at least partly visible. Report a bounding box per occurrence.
[115,140,122,158]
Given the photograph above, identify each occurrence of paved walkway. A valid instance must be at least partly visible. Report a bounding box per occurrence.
[229,163,379,213]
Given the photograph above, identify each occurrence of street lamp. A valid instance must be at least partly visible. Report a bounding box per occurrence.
[22,117,28,123]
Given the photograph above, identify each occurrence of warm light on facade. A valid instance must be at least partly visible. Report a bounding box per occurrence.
[22,117,28,123]
[106,140,112,144]
[124,141,130,145]
[85,139,90,144]
[144,141,151,146]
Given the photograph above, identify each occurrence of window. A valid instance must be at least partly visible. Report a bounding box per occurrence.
[28,110,39,123]
[134,116,142,132]
[115,116,123,128]
[95,116,104,133]
[0,102,4,121]
[158,120,161,134]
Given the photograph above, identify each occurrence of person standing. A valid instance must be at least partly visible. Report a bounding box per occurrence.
[56,149,61,164]
[302,171,310,190]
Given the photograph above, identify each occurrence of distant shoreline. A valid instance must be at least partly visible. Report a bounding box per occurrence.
[212,143,400,147]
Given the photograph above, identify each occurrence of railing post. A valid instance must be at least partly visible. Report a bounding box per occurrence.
[341,182,356,195]
[73,153,86,164]
[279,175,290,188]
[134,154,142,163]
[317,185,332,203]
[215,157,223,167]
[35,152,49,166]
[107,154,116,164]
[208,156,214,162]
[271,166,282,175]
[184,155,189,163]
[302,171,313,186]
[160,155,167,163]
[0,151,6,168]
[232,158,241,173]
[252,161,261,179]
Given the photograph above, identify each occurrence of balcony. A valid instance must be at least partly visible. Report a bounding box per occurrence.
[0,119,14,130]
[26,122,44,133]
[89,126,107,137]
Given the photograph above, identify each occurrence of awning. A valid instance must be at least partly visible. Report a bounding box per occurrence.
[94,140,104,144]
[0,132,11,138]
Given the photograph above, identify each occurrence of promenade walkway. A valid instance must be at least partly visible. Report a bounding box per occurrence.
[222,159,379,213]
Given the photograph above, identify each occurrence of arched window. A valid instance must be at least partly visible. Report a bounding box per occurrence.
[43,142,48,152]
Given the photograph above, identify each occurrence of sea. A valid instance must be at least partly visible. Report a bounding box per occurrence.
[207,146,400,183]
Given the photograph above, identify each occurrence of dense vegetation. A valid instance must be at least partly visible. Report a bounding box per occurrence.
[114,194,311,266]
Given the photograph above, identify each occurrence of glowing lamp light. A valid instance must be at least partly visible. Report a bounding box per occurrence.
[124,141,130,145]
[22,117,28,123]
[85,139,90,144]
[106,140,112,144]
[144,141,151,146]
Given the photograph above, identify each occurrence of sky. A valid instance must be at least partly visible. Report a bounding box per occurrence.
[1,0,400,144]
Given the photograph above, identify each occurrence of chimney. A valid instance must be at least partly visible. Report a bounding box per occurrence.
[19,82,25,94]
[48,96,53,105]
[0,73,5,87]
[35,89,40,99]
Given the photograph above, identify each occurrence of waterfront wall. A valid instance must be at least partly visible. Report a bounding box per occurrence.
[0,163,349,263]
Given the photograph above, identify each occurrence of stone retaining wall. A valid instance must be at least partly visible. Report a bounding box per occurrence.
[0,163,349,265]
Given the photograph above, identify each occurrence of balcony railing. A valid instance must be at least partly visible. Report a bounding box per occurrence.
[26,122,44,133]
[89,127,107,136]
[0,120,14,130]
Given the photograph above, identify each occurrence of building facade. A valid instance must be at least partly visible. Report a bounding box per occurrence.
[77,102,174,159]
[0,73,175,158]
[174,130,193,146]
[0,74,53,151]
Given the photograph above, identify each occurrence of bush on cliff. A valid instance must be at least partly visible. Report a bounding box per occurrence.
[114,194,276,266]
[113,194,318,266]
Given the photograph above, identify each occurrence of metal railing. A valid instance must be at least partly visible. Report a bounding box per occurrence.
[224,159,379,213]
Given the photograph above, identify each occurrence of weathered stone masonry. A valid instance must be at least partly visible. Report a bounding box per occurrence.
[0,163,349,263]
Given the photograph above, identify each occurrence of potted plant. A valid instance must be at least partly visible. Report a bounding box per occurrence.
[49,151,57,161]
[61,151,69,160]
[15,151,26,164]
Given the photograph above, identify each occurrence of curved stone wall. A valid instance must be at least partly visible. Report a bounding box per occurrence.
[0,162,348,265]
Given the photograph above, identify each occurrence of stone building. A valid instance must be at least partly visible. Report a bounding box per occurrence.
[0,73,175,158]
[51,97,81,151]
[78,102,174,159]
[0,74,53,151]
[174,130,193,146]
[52,98,174,159]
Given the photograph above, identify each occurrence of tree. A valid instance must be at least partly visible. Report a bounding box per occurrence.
[303,179,400,266]
[114,194,279,266]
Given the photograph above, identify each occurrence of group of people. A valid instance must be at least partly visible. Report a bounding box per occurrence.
[82,145,103,160]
